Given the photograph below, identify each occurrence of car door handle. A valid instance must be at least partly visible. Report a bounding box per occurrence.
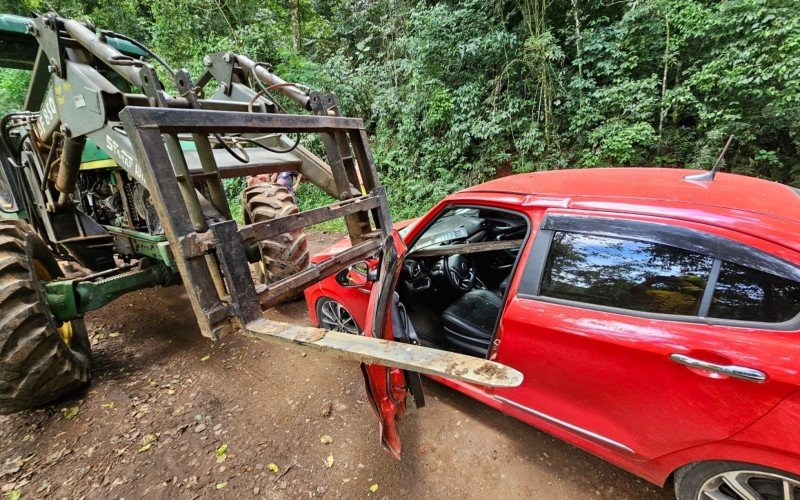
[669,354,767,383]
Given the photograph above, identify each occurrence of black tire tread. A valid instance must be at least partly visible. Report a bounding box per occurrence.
[0,219,91,414]
[242,183,310,292]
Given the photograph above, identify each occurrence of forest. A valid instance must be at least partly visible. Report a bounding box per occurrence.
[0,0,798,219]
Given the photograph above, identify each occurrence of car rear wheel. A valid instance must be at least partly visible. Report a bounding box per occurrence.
[675,461,800,500]
[316,297,360,335]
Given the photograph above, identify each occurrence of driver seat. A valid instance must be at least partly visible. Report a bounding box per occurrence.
[441,290,502,357]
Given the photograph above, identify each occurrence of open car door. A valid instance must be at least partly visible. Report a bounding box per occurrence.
[247,230,523,458]
[361,230,416,458]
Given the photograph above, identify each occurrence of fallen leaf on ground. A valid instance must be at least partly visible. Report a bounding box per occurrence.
[320,435,332,445]
[108,332,120,338]
[101,402,115,409]
[166,389,175,396]
[325,453,334,468]
[216,444,228,463]
[138,434,156,452]
[215,481,227,490]
[267,463,279,473]
[8,489,21,500]
[62,406,79,419]
[201,355,210,362]
[369,483,379,493]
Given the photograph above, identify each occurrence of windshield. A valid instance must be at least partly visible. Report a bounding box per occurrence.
[412,208,482,251]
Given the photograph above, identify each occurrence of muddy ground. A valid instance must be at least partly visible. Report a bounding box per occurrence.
[0,232,673,499]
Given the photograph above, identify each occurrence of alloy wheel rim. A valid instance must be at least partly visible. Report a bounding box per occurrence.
[699,470,800,500]
[319,300,360,335]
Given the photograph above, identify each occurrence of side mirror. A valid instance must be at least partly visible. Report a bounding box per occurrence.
[336,260,377,288]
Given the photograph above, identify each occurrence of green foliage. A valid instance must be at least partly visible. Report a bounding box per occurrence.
[1,0,798,221]
[223,177,246,223]
[0,69,29,112]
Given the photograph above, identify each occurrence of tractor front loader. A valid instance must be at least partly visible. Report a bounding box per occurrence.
[0,13,521,428]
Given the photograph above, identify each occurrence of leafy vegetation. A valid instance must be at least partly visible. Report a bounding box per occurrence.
[0,0,798,219]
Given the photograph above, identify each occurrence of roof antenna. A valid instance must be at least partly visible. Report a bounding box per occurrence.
[684,135,734,181]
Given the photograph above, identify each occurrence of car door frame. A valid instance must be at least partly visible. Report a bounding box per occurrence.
[402,200,533,346]
[387,197,534,412]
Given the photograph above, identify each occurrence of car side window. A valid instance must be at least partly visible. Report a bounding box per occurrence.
[540,231,714,316]
[709,261,800,323]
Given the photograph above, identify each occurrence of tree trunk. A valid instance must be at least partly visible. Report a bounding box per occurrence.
[291,0,302,52]
[572,0,583,81]
[658,12,670,139]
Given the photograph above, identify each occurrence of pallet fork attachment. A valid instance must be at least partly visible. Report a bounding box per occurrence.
[118,106,522,389]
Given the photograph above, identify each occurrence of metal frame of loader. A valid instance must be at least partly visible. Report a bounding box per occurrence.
[0,13,521,389]
[119,106,389,338]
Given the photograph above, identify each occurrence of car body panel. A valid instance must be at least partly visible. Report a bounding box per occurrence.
[304,168,800,486]
[359,231,411,459]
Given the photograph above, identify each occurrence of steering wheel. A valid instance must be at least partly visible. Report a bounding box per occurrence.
[444,254,476,292]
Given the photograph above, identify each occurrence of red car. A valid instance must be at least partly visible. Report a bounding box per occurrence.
[304,168,800,500]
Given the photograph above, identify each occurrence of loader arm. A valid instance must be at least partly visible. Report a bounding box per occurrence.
[1,13,523,392]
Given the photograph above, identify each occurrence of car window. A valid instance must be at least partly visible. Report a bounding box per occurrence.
[540,231,714,316]
[709,262,800,323]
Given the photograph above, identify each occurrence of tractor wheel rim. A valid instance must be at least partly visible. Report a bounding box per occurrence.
[698,469,800,500]
[319,300,360,335]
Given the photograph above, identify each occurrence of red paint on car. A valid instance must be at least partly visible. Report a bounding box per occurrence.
[304,168,800,488]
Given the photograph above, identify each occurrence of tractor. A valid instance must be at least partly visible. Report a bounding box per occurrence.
[0,11,519,433]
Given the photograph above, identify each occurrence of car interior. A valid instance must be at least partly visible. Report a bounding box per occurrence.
[394,207,528,358]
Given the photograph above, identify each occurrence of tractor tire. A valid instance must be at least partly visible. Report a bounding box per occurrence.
[0,219,92,414]
[242,183,310,302]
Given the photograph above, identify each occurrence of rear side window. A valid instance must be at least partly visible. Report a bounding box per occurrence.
[709,262,800,323]
[540,232,714,316]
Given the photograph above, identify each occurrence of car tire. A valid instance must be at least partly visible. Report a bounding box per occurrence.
[242,182,309,303]
[674,460,800,500]
[0,219,92,414]
[316,297,361,335]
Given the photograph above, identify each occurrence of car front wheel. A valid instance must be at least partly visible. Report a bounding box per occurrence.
[675,461,800,500]
[316,297,361,335]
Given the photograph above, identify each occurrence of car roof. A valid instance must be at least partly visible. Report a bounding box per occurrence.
[464,168,799,222]
[461,168,800,253]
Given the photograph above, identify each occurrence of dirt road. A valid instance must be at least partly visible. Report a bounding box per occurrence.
[0,232,673,499]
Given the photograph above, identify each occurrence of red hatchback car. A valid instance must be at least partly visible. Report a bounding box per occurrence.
[304,168,800,500]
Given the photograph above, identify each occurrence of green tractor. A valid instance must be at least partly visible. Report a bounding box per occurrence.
[0,13,518,416]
